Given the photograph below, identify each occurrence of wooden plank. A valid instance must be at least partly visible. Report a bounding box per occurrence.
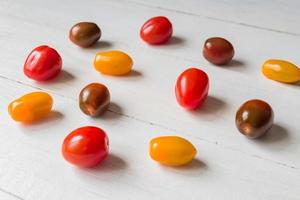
[121,0,300,36]
[0,0,299,169]
[0,0,299,199]
[0,190,20,200]
[0,79,299,200]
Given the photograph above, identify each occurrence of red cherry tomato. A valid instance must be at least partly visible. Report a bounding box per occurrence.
[175,68,209,110]
[140,16,173,44]
[62,126,109,168]
[24,45,62,81]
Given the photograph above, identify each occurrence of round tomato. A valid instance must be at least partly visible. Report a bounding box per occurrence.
[24,45,62,81]
[62,126,109,168]
[140,16,173,44]
[175,68,209,110]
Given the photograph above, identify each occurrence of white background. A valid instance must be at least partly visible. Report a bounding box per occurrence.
[0,0,299,199]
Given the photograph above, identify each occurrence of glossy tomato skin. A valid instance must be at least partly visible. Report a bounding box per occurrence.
[203,37,234,65]
[79,83,110,117]
[24,45,62,81]
[236,99,274,139]
[140,16,173,44]
[175,68,209,110]
[149,136,197,166]
[62,126,109,168]
[94,50,133,75]
[8,92,53,123]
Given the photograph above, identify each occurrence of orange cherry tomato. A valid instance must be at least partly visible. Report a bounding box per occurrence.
[149,136,197,166]
[8,92,53,123]
[94,50,133,76]
[262,59,300,83]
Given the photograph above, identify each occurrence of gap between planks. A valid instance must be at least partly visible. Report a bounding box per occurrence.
[0,74,298,171]
[0,187,24,200]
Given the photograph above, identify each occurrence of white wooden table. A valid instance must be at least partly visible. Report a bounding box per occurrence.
[0,0,299,199]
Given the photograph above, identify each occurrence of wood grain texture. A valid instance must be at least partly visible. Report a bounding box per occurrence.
[0,0,299,199]
[0,189,20,200]
[122,0,300,36]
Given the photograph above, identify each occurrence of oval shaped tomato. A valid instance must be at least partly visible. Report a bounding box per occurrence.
[149,136,197,166]
[24,45,62,81]
[62,126,109,168]
[140,16,173,44]
[203,37,234,65]
[175,68,209,110]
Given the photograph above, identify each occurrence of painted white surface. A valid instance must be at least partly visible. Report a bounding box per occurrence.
[124,0,300,36]
[0,0,299,199]
[0,191,19,200]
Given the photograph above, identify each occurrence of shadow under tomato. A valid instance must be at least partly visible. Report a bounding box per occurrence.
[208,59,246,72]
[18,111,64,135]
[149,36,185,47]
[226,59,246,68]
[107,69,143,79]
[253,124,290,150]
[88,154,127,172]
[187,96,227,121]
[172,158,207,170]
[127,69,143,77]
[86,102,123,125]
[85,40,113,50]
[286,81,300,88]
[20,110,64,127]
[99,70,143,83]
[167,36,186,45]
[35,69,75,85]
[189,96,227,114]
[201,96,226,113]
[159,158,207,176]
[73,154,127,181]
[100,102,123,120]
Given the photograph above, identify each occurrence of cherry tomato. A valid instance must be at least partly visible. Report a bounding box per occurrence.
[203,37,234,65]
[140,16,173,44]
[150,136,197,166]
[175,68,209,110]
[79,83,110,116]
[8,92,53,123]
[94,50,133,75]
[262,59,300,83]
[24,45,62,81]
[62,126,109,168]
[236,99,274,139]
[69,22,101,48]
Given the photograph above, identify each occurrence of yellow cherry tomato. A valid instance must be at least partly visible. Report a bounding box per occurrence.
[149,136,197,166]
[94,50,133,76]
[8,92,53,122]
[262,59,300,83]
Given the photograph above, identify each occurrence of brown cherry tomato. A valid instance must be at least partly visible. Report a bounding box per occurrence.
[203,37,234,65]
[235,99,274,139]
[69,22,101,47]
[79,83,110,117]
